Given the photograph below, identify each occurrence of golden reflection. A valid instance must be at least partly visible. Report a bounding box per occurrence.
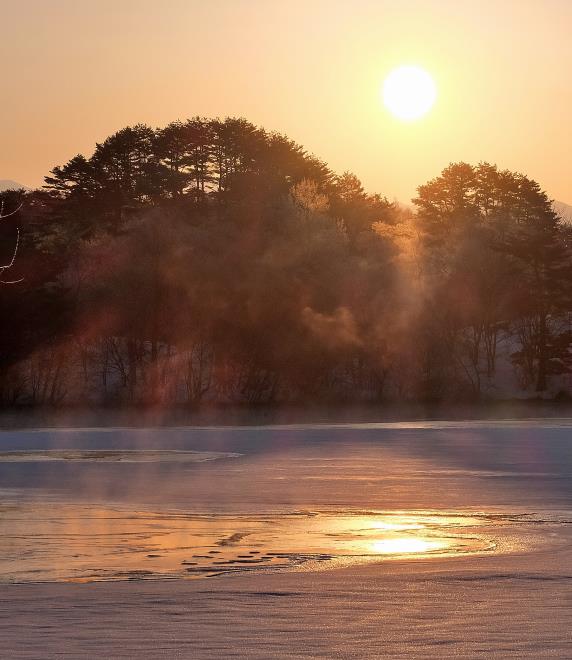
[370,538,444,555]
[368,521,424,531]
[0,500,495,583]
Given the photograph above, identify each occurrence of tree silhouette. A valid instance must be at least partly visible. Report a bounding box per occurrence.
[2,121,572,405]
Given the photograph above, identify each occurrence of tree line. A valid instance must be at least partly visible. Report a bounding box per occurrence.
[1,117,570,406]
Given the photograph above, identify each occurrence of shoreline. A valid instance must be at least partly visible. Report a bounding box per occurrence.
[2,401,572,431]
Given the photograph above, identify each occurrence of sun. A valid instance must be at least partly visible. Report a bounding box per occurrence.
[382,65,437,121]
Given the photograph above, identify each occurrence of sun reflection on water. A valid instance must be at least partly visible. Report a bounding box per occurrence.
[368,520,424,531]
[370,538,445,555]
[0,501,494,583]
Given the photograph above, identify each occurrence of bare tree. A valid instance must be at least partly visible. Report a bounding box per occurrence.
[0,200,23,284]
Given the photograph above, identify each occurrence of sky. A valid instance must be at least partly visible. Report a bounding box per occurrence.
[2,0,572,203]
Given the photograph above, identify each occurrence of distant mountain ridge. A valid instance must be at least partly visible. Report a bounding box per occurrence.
[554,200,572,224]
[0,179,30,192]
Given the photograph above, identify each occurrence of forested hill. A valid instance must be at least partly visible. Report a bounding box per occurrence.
[0,117,571,406]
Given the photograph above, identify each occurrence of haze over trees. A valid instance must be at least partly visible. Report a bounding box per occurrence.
[1,117,571,406]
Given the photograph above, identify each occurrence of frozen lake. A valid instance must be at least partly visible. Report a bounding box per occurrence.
[1,420,572,656]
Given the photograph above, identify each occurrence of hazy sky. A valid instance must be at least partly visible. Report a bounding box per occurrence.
[3,0,572,202]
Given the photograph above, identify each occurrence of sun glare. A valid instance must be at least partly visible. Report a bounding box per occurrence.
[382,65,437,121]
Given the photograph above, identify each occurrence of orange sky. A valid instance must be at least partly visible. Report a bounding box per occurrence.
[2,0,571,203]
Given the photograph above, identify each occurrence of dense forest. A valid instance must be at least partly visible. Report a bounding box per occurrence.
[1,117,571,406]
